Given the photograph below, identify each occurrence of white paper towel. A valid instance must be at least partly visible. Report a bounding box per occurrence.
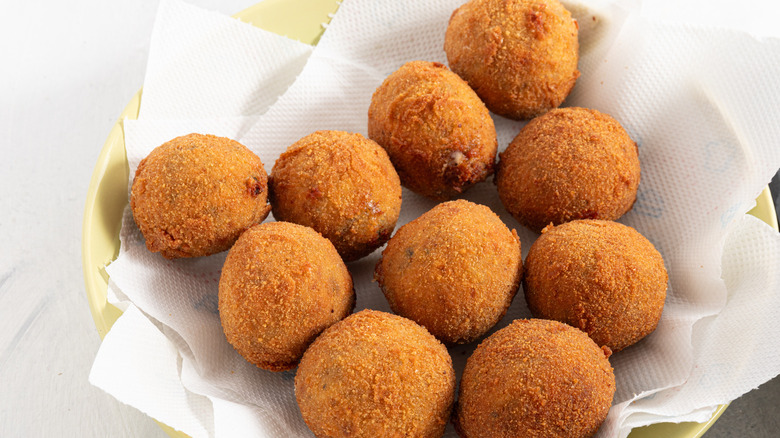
[90,304,215,436]
[91,0,780,437]
[138,0,311,119]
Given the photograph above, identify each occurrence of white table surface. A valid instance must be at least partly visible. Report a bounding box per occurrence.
[1,0,777,436]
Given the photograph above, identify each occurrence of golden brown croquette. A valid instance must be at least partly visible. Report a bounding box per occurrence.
[368,61,497,200]
[454,319,615,438]
[130,133,271,258]
[445,0,580,120]
[218,222,354,372]
[524,220,667,352]
[375,200,522,344]
[496,107,640,232]
[295,309,456,438]
[269,130,402,262]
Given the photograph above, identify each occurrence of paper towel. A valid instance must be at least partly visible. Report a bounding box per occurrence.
[90,304,215,436]
[92,0,780,437]
[138,0,311,119]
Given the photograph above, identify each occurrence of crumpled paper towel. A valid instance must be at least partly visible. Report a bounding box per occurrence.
[137,0,311,120]
[90,0,780,437]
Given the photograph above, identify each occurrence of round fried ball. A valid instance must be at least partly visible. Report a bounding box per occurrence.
[496,107,640,232]
[130,133,271,258]
[295,309,455,438]
[524,220,667,352]
[270,130,402,262]
[454,319,615,438]
[368,60,497,200]
[218,221,354,372]
[375,200,522,344]
[444,0,580,120]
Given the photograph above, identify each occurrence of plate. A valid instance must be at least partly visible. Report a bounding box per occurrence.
[81,1,778,437]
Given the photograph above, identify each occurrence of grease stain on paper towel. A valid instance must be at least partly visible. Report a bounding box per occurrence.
[634,187,665,219]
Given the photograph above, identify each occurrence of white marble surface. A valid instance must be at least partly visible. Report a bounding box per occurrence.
[1,0,777,436]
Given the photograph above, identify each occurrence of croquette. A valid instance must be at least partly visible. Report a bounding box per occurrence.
[368,61,497,200]
[269,131,402,262]
[496,107,640,232]
[218,222,354,372]
[454,319,615,438]
[375,200,522,344]
[130,133,271,258]
[444,0,580,120]
[524,220,667,352]
[295,309,455,438]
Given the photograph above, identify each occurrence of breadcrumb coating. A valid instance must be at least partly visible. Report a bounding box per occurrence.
[270,130,402,262]
[295,310,455,438]
[445,0,580,119]
[454,319,615,438]
[218,222,354,371]
[496,107,640,232]
[130,133,271,258]
[524,220,667,352]
[368,61,497,200]
[375,200,522,344]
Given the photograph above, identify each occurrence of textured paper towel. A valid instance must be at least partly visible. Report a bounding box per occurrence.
[94,0,780,437]
[138,0,311,119]
[90,304,215,436]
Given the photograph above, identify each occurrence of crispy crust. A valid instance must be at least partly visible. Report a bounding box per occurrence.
[375,200,522,344]
[454,319,615,438]
[269,130,402,262]
[524,220,667,352]
[218,222,354,371]
[130,133,271,258]
[295,310,456,438]
[496,107,640,232]
[368,61,497,200]
[444,0,580,120]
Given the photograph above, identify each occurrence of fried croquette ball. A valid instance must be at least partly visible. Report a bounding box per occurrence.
[375,200,522,344]
[368,61,497,200]
[130,133,271,259]
[269,131,402,262]
[496,107,640,232]
[295,309,455,438]
[218,222,354,371]
[524,220,667,352]
[445,0,580,120]
[454,319,615,438]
